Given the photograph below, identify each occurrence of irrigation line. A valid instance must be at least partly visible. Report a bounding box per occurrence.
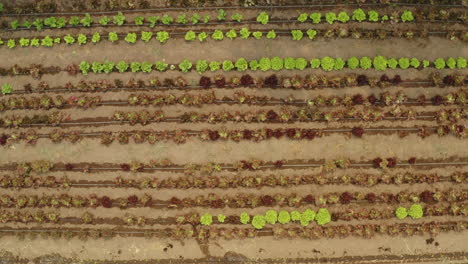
[0,2,464,17]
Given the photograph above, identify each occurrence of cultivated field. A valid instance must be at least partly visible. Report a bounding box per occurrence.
[0,0,466,263]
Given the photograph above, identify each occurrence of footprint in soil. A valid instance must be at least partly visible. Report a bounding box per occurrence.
[163,243,174,252]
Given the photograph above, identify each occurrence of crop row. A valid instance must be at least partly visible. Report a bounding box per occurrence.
[0,171,465,189]
[4,9,456,32]
[5,73,463,97]
[76,56,467,75]
[4,157,466,177]
[2,28,464,50]
[0,221,464,241]
[0,56,465,81]
[1,0,464,16]
[1,90,464,112]
[0,189,466,209]
[1,108,462,129]
[2,203,466,228]
[0,124,464,148]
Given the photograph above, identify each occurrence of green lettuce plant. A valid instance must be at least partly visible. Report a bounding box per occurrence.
[398,57,410,69]
[212,30,224,40]
[113,12,125,25]
[77,34,87,45]
[161,15,173,25]
[98,16,110,25]
[249,60,259,70]
[298,13,308,22]
[92,32,101,43]
[395,207,408,219]
[446,57,456,69]
[141,62,153,73]
[325,12,337,24]
[337,12,350,22]
[408,204,423,219]
[222,60,234,71]
[240,212,250,224]
[185,31,196,41]
[291,30,303,40]
[266,30,276,39]
[196,60,208,73]
[19,38,30,47]
[310,13,321,23]
[310,58,321,69]
[359,56,372,69]
[130,62,141,72]
[457,57,467,68]
[177,14,187,24]
[200,213,213,226]
[307,29,317,40]
[401,10,414,22]
[102,61,114,73]
[387,58,398,69]
[352,8,366,22]
[108,32,118,42]
[198,32,208,42]
[321,56,335,71]
[209,61,220,71]
[252,215,266,229]
[240,28,251,39]
[217,9,226,21]
[334,58,345,70]
[217,214,226,223]
[155,61,168,71]
[315,208,331,225]
[141,31,153,42]
[278,211,291,224]
[257,12,269,24]
[347,57,359,69]
[1,83,12,95]
[284,57,295,70]
[235,58,248,71]
[373,56,387,71]
[179,59,192,72]
[116,61,129,72]
[291,211,301,221]
[156,31,169,43]
[252,31,262,39]
[410,58,420,68]
[80,13,93,27]
[148,16,159,27]
[271,57,284,71]
[64,34,75,45]
[231,13,243,22]
[41,36,53,47]
[79,61,91,74]
[296,58,308,70]
[191,14,200,24]
[265,210,278,224]
[259,57,271,71]
[368,10,379,22]
[226,29,237,40]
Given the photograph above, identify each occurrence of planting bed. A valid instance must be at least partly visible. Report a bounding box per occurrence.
[0,0,466,263]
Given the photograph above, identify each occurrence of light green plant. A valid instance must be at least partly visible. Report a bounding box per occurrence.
[256,12,269,24]
[291,30,303,40]
[113,12,125,25]
[156,31,169,43]
[231,13,243,22]
[185,31,196,41]
[278,211,291,224]
[307,29,317,40]
[235,58,248,71]
[325,12,337,24]
[108,32,118,42]
[209,61,220,72]
[141,31,153,42]
[310,13,321,23]
[395,207,408,219]
[179,59,192,72]
[321,56,335,71]
[352,8,366,22]
[212,30,224,40]
[217,214,226,223]
[161,14,173,25]
[226,29,237,40]
[240,28,251,39]
[271,57,284,71]
[266,30,276,39]
[240,212,250,224]
[401,10,414,22]
[359,56,372,69]
[315,208,331,225]
[77,34,87,45]
[310,58,321,69]
[408,204,423,219]
[116,61,129,72]
[265,210,278,224]
[91,32,101,43]
[1,83,12,95]
[222,60,234,71]
[252,215,266,229]
[252,31,262,39]
[259,57,271,71]
[200,213,213,226]
[198,32,208,42]
[298,13,308,22]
